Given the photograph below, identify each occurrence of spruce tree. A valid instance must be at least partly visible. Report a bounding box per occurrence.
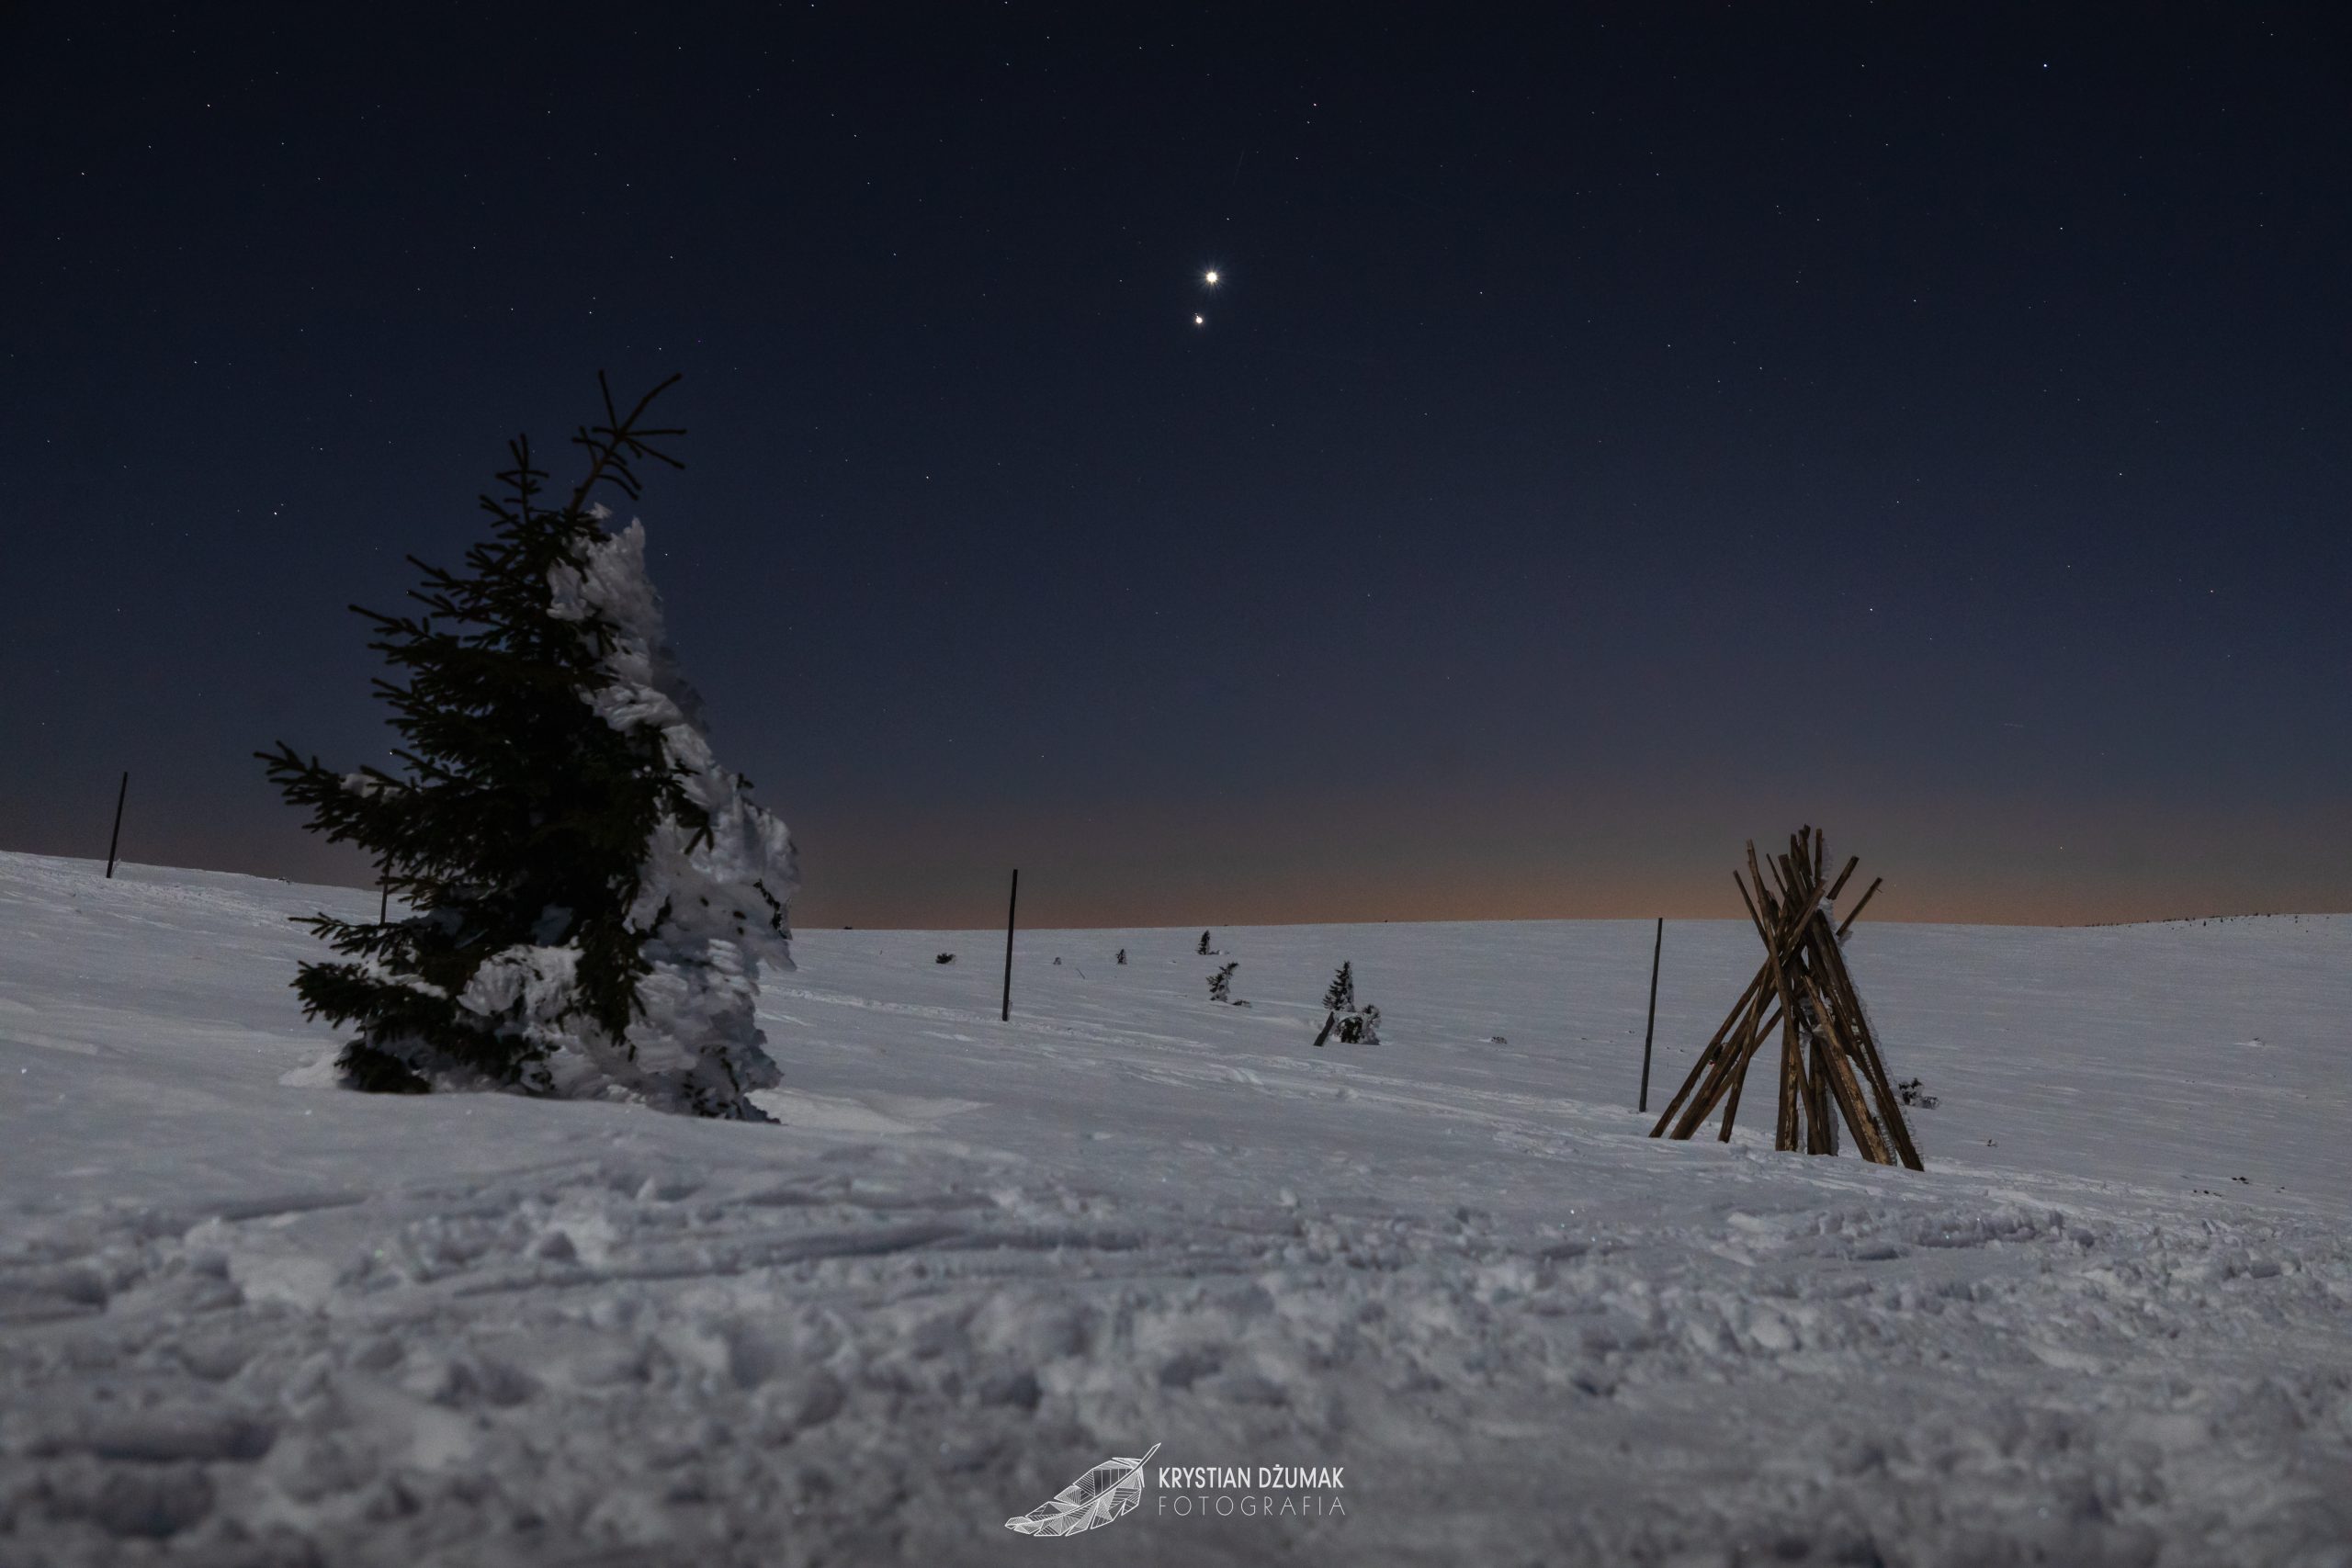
[1208,962,1238,1003]
[259,375,797,1119]
[1323,962,1355,1012]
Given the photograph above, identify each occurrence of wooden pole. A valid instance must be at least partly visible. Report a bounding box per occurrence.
[1000,869,1019,1022]
[1648,968,1762,1135]
[1674,978,1792,1144]
[1801,966,1891,1163]
[1673,984,1776,1140]
[1838,877,1883,936]
[1811,927,1924,1169]
[104,772,129,878]
[1738,852,1806,1153]
[1637,917,1664,1112]
[1713,996,1777,1141]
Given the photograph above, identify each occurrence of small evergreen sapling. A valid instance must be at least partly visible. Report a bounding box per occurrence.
[1317,961,1382,1044]
[1114,948,1127,965]
[1207,962,1238,1003]
[259,376,797,1120]
[1197,930,1214,955]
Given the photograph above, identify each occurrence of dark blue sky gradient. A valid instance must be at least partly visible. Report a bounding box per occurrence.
[4,5,2346,926]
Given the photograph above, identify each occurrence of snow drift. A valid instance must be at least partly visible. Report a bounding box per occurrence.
[1,852,2347,1565]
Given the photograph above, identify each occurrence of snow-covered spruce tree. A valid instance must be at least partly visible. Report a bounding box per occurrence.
[1208,962,1238,1003]
[258,375,797,1121]
[1322,962,1355,1012]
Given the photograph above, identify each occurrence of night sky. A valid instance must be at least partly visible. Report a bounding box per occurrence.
[5,6,2346,929]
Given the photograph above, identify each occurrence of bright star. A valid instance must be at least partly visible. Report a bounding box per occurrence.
[1204,269,1219,285]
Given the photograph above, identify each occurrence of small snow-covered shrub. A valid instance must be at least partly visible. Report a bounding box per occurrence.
[934,953,956,964]
[1896,1077,1939,1109]
[1320,964,1382,1044]
[1207,962,1238,1003]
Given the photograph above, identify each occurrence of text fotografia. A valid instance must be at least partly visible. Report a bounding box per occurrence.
[1155,1464,1347,1518]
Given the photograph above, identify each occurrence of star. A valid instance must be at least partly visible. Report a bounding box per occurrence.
[1204,269,1219,285]
[1193,314,1205,326]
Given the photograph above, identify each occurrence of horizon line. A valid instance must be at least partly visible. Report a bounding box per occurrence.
[12,850,2343,934]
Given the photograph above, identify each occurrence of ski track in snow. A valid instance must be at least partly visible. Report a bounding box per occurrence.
[1,852,2348,1566]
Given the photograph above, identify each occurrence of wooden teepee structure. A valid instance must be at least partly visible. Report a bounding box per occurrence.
[1648,827,1924,1169]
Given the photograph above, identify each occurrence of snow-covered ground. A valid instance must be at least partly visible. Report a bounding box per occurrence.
[2,851,2347,1566]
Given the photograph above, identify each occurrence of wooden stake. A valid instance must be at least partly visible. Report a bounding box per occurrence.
[1659,1033,1733,1139]
[1674,983,1770,1139]
[1806,1035,1833,1154]
[1637,918,1664,1113]
[1838,876,1883,936]
[1650,1038,1723,1138]
[1736,860,1807,1153]
[1665,869,1821,1143]
[1776,991,1804,1151]
[1800,965,1892,1163]
[1746,842,1778,919]
[1809,916,1918,1166]
[1649,966,1769,1135]
[1713,994,1777,1141]
[1812,931,1923,1168]
[1000,869,1019,1023]
[104,773,129,879]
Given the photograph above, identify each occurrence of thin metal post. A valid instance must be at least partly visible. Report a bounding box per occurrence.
[105,773,129,878]
[1638,917,1664,1112]
[1001,869,1019,1022]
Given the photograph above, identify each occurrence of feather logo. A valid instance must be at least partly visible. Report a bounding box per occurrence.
[1005,1443,1160,1537]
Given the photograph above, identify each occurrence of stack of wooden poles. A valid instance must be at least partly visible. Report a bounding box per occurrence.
[1648,827,1924,1170]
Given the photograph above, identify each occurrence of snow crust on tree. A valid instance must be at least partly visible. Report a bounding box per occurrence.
[502,513,797,1115]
